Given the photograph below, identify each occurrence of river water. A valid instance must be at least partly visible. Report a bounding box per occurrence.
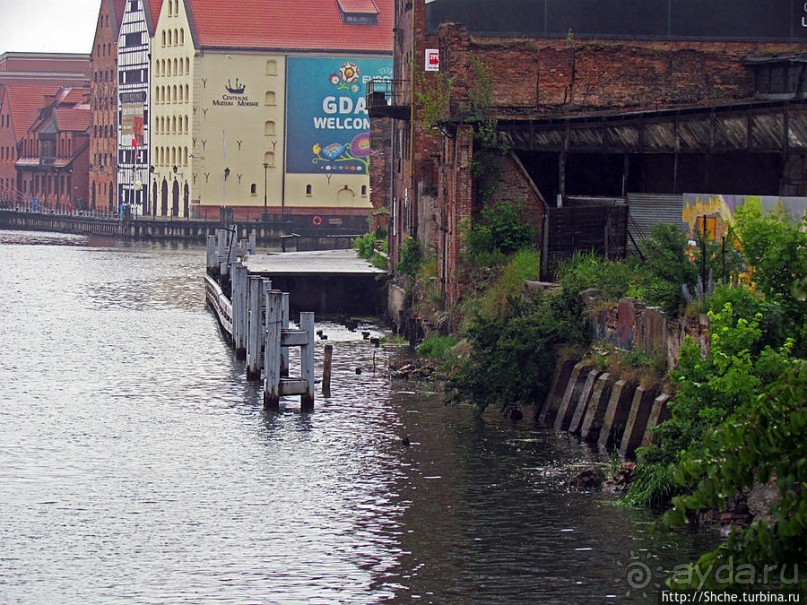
[0,231,716,604]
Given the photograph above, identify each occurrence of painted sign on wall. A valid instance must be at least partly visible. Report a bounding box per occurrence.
[286,56,392,174]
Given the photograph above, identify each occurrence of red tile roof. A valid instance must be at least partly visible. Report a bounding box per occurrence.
[2,84,60,139]
[54,107,91,132]
[186,0,392,53]
[112,0,129,31]
[146,0,165,32]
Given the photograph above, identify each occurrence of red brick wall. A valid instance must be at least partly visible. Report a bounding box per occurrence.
[89,0,120,211]
[438,25,804,116]
[369,117,392,233]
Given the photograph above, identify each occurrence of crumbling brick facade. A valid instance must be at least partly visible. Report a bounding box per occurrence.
[375,0,807,315]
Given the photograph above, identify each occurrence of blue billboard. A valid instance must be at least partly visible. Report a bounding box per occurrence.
[286,56,392,175]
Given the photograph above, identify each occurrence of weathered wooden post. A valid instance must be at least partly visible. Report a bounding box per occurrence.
[249,229,256,255]
[232,262,248,358]
[280,292,289,377]
[322,344,333,397]
[300,312,315,411]
[216,229,227,274]
[206,234,216,274]
[246,275,265,381]
[263,290,283,409]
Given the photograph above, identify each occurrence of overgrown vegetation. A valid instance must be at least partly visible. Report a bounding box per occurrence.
[404,193,805,590]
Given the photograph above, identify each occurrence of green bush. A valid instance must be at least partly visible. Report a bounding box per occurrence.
[397,237,422,277]
[464,201,536,263]
[664,363,807,594]
[627,301,797,507]
[447,286,590,414]
[417,336,458,362]
[353,232,377,259]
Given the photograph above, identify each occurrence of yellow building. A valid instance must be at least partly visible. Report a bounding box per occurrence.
[150,0,392,231]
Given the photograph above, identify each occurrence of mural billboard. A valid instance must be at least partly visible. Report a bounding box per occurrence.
[682,193,807,240]
[286,56,392,175]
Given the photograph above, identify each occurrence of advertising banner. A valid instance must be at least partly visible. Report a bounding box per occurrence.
[286,56,392,174]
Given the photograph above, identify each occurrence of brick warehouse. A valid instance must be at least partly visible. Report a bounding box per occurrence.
[369,0,807,310]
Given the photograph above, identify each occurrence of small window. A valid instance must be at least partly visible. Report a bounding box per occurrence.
[250,184,257,195]
[264,151,275,166]
[264,121,276,136]
[264,91,276,105]
[361,185,367,197]
[266,60,278,75]
[305,184,312,196]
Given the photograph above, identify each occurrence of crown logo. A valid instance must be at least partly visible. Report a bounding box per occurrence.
[225,78,246,94]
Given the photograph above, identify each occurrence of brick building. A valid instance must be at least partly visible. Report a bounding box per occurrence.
[89,0,127,212]
[370,0,807,307]
[16,87,91,210]
[0,53,89,206]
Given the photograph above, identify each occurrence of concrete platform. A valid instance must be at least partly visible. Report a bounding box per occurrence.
[244,249,387,316]
[245,249,386,276]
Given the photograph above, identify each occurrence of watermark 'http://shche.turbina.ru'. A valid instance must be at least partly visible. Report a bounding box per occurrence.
[617,551,801,601]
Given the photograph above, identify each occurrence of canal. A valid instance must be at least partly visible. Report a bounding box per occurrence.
[0,231,716,604]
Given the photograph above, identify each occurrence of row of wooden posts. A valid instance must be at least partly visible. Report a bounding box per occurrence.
[206,227,323,410]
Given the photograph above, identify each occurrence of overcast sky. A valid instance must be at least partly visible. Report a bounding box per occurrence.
[0,0,101,55]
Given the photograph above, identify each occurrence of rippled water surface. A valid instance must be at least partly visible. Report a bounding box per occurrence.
[0,231,715,604]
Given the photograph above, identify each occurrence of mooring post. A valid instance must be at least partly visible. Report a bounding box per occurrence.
[232,262,248,358]
[216,229,227,275]
[280,292,290,377]
[246,275,263,381]
[249,229,256,255]
[263,290,283,410]
[322,344,333,398]
[300,312,315,411]
[206,234,216,274]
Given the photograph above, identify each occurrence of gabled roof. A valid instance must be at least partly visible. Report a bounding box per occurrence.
[111,0,129,32]
[185,0,392,53]
[145,0,165,33]
[2,84,61,139]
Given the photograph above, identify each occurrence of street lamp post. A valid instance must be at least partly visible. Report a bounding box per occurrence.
[262,162,269,222]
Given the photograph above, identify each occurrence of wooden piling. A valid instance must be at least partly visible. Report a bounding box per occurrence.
[249,230,256,255]
[263,290,283,409]
[280,292,289,377]
[299,313,315,411]
[232,262,248,358]
[206,234,216,273]
[322,344,333,397]
[246,275,264,381]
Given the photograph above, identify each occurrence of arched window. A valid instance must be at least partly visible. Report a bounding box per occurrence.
[305,184,312,196]
[264,151,275,167]
[361,185,367,197]
[174,29,179,46]
[162,31,166,46]
[185,84,189,102]
[173,58,178,75]
[264,120,276,135]
[183,147,188,166]
[250,184,257,195]
[180,28,185,45]
[264,91,276,105]
[266,59,278,75]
